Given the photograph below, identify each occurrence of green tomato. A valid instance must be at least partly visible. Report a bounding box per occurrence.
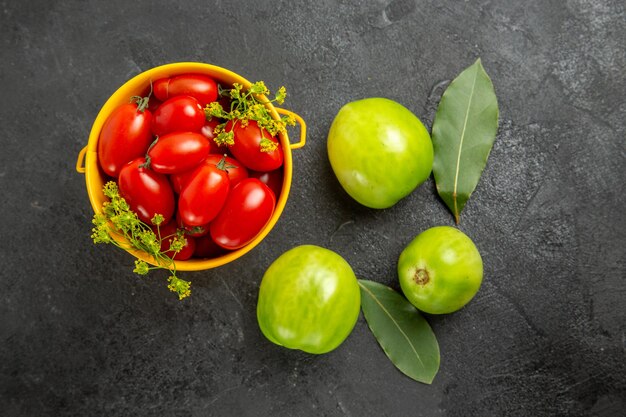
[257,245,361,354]
[398,226,483,314]
[327,98,433,209]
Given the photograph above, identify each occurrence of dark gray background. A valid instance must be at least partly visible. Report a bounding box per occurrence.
[1,0,624,416]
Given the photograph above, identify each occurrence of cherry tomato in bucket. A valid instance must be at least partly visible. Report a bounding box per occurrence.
[177,162,230,226]
[227,120,283,172]
[117,157,175,224]
[98,96,153,178]
[146,132,210,174]
[152,95,205,136]
[210,178,276,250]
[153,74,218,106]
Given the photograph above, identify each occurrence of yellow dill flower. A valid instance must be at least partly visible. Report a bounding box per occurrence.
[275,86,287,104]
[250,81,269,95]
[260,137,278,153]
[133,260,150,275]
[168,276,191,300]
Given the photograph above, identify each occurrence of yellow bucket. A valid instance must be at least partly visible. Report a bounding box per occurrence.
[76,62,306,271]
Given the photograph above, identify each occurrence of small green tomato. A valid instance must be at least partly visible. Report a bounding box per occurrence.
[256,245,361,354]
[398,226,483,314]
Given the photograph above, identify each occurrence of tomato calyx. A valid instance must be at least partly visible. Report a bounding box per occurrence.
[185,225,207,236]
[215,154,238,172]
[130,95,150,113]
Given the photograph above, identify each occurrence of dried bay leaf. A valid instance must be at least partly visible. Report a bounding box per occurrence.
[432,59,499,223]
[358,279,440,384]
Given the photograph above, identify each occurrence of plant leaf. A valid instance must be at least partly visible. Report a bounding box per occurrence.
[358,279,440,384]
[431,58,499,224]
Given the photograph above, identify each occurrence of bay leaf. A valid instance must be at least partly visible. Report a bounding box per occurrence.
[431,58,499,223]
[358,279,440,384]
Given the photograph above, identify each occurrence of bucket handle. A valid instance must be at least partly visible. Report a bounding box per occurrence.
[76,146,87,174]
[275,108,306,149]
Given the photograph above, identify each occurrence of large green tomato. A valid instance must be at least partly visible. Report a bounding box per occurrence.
[327,98,433,209]
[256,245,361,354]
[398,226,483,314]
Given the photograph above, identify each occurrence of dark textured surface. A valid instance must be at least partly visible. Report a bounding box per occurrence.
[1,0,625,416]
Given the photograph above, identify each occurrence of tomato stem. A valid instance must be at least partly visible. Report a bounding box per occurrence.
[131,82,153,113]
[131,95,150,113]
[140,156,151,169]
[140,137,159,169]
[146,136,158,153]
[215,154,238,172]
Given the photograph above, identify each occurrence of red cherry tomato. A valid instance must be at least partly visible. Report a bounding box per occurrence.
[146,132,210,174]
[117,158,175,224]
[227,120,283,171]
[201,118,225,153]
[152,96,205,136]
[98,98,153,177]
[156,220,195,260]
[210,178,276,250]
[170,154,247,194]
[177,163,230,226]
[153,74,218,107]
[250,169,283,198]
[193,235,228,258]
